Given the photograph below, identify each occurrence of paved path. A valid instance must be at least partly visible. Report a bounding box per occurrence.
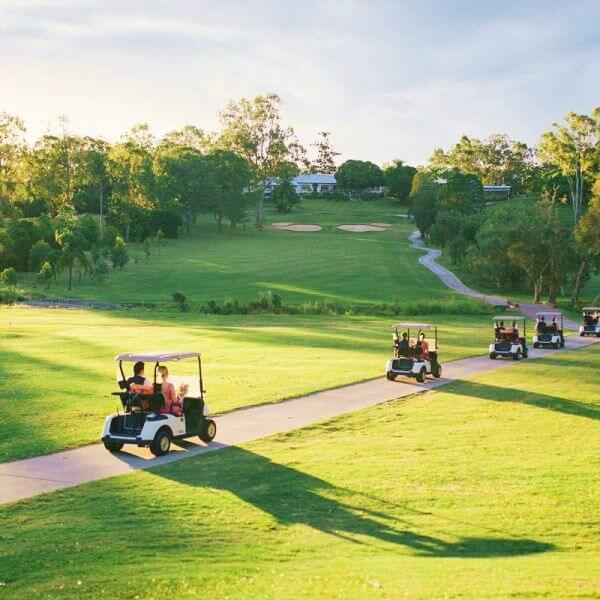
[409,231,580,328]
[1,334,597,505]
[1,232,594,506]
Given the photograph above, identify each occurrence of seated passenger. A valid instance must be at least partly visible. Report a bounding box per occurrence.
[158,366,183,416]
[398,332,410,356]
[127,361,153,394]
[550,318,558,333]
[536,317,546,334]
[418,332,430,359]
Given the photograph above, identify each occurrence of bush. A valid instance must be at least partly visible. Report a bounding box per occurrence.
[29,240,52,272]
[172,291,188,312]
[111,236,129,270]
[0,267,17,288]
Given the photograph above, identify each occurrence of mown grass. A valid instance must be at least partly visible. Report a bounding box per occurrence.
[0,306,494,462]
[1,345,598,599]
[12,199,431,306]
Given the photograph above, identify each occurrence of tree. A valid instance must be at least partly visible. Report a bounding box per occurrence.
[383,160,416,203]
[272,179,299,213]
[218,94,306,227]
[206,149,252,230]
[310,131,340,174]
[438,170,484,212]
[161,126,212,153]
[37,261,53,289]
[0,267,17,289]
[0,112,26,205]
[538,108,600,224]
[410,176,439,238]
[29,239,52,272]
[430,134,537,193]
[54,207,87,290]
[574,177,600,304]
[111,236,129,270]
[335,160,384,196]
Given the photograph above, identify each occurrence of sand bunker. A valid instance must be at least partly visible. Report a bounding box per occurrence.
[369,222,392,228]
[271,222,294,228]
[275,223,322,232]
[337,224,387,232]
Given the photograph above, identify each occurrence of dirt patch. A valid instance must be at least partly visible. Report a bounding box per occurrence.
[337,224,387,232]
[369,222,392,228]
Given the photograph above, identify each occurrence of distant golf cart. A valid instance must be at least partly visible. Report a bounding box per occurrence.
[101,351,216,456]
[533,312,565,349]
[489,316,528,360]
[579,307,600,337]
[385,323,441,383]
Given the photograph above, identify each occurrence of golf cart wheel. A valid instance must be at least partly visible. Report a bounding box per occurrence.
[386,372,396,381]
[489,352,496,360]
[416,368,427,383]
[150,428,172,457]
[533,342,539,349]
[512,350,521,361]
[432,363,442,378]
[199,419,217,443]
[103,439,124,453]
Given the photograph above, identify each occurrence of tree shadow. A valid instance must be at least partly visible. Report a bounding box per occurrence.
[154,446,553,558]
[443,380,599,421]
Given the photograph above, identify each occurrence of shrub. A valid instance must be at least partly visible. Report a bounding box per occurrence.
[37,261,54,289]
[150,210,182,239]
[172,291,188,312]
[29,240,52,272]
[0,267,17,288]
[111,236,129,270]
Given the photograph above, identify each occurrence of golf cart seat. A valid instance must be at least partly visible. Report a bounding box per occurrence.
[183,397,205,432]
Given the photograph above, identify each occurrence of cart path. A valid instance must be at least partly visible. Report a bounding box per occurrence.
[409,231,580,329]
[1,334,598,505]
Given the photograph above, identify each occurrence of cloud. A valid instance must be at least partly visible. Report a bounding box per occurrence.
[1,0,599,164]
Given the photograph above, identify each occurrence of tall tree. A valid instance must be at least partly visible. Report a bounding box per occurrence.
[161,125,212,153]
[218,94,305,227]
[383,160,416,203]
[537,108,600,224]
[574,177,600,304]
[335,160,384,196]
[430,134,536,193]
[310,131,340,174]
[0,112,26,205]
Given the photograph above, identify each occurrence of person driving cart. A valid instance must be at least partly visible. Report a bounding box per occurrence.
[536,316,546,334]
[127,361,153,395]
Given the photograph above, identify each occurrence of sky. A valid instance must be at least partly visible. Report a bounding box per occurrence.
[1,0,600,165]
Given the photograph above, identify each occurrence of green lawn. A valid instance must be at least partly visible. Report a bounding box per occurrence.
[14,199,435,306]
[0,306,493,462]
[1,345,598,599]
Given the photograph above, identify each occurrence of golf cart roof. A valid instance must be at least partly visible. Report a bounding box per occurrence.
[392,322,434,330]
[493,315,526,321]
[115,351,200,362]
[535,311,562,318]
[582,307,600,312]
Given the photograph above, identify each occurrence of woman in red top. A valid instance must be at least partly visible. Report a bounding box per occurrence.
[157,366,183,416]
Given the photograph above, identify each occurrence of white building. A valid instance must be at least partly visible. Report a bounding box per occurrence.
[264,173,337,196]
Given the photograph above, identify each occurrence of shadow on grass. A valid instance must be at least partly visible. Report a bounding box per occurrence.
[443,380,599,421]
[156,446,553,558]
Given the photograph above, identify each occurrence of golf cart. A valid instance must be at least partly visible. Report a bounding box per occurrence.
[385,323,441,383]
[101,351,217,456]
[579,307,600,337]
[533,312,564,349]
[489,316,528,360]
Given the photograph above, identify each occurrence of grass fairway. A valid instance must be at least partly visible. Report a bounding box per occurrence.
[0,306,492,462]
[1,346,598,599]
[14,199,448,306]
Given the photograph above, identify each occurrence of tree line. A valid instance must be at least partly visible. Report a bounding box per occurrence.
[411,107,600,305]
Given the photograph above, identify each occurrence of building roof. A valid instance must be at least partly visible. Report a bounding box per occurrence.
[293,173,336,185]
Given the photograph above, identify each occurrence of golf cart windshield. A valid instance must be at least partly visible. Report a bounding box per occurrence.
[115,351,204,399]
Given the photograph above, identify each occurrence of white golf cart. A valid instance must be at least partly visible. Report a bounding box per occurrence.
[489,316,528,360]
[579,307,600,337]
[533,311,565,349]
[101,351,217,456]
[385,323,441,383]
